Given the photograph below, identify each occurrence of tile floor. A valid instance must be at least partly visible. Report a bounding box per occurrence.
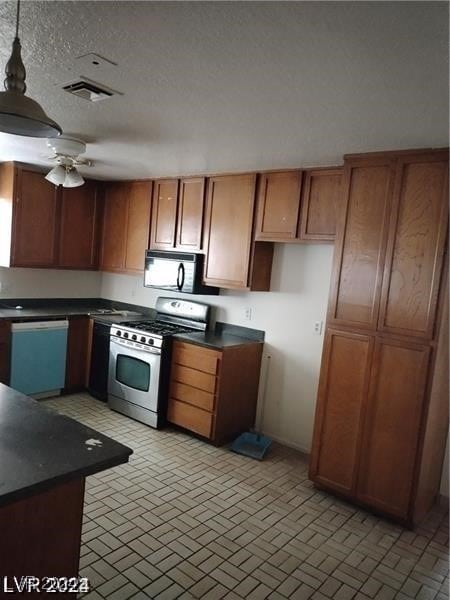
[44,393,449,600]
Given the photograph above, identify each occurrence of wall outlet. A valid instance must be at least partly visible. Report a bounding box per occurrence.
[313,320,323,335]
[244,307,252,321]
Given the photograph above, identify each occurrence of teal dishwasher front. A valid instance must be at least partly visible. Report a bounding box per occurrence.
[10,320,69,396]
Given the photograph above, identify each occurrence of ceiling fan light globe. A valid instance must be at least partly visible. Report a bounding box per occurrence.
[63,167,84,188]
[45,165,66,186]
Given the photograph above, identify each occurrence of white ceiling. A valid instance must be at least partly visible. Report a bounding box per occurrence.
[0,1,447,180]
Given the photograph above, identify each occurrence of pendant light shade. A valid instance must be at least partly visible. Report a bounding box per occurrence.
[0,1,62,137]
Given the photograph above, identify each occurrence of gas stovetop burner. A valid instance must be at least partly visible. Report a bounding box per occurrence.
[120,320,195,336]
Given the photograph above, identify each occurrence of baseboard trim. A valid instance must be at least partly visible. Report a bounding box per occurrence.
[262,431,310,457]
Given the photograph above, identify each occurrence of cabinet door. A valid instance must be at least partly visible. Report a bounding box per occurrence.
[0,320,11,385]
[378,153,448,340]
[150,179,179,249]
[299,168,342,241]
[255,171,302,240]
[328,158,395,330]
[310,329,373,496]
[100,183,128,272]
[12,169,59,267]
[124,181,152,272]
[176,177,205,250]
[59,181,100,269]
[357,338,430,519]
[65,317,91,391]
[203,174,256,288]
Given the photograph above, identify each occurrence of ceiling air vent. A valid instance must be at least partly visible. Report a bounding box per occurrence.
[61,77,120,102]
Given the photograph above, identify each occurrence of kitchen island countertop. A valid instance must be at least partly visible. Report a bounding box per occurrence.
[0,383,132,507]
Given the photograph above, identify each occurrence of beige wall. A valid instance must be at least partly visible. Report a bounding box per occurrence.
[0,267,102,299]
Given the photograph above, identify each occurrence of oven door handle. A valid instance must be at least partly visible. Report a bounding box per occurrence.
[177,263,185,291]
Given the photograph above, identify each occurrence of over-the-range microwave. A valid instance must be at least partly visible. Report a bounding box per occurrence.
[144,250,219,295]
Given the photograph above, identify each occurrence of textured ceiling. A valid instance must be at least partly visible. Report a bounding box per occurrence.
[0,1,447,180]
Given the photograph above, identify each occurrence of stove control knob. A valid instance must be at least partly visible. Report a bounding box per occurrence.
[148,338,154,345]
[140,336,146,343]
[116,330,121,336]
[123,332,129,339]
[131,334,137,341]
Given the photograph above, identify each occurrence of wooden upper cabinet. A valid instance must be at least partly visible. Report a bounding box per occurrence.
[299,168,342,241]
[12,169,59,267]
[100,181,152,274]
[254,168,342,243]
[176,177,205,251]
[309,329,373,496]
[0,164,104,270]
[150,177,205,251]
[100,183,128,272]
[203,173,261,289]
[328,158,395,330]
[58,181,100,269]
[124,181,153,272]
[255,171,302,241]
[378,152,448,340]
[356,338,431,519]
[150,179,179,249]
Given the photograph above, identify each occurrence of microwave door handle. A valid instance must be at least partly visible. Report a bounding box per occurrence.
[177,263,185,291]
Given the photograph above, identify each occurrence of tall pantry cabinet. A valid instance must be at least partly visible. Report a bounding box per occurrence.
[309,149,448,525]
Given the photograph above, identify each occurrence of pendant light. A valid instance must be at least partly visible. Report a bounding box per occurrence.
[0,0,62,137]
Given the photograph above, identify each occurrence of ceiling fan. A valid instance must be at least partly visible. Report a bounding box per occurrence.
[45,136,93,188]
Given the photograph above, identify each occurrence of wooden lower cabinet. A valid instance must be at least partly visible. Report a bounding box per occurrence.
[167,340,263,444]
[356,338,430,519]
[309,329,373,496]
[65,317,92,392]
[0,320,11,385]
[310,326,447,524]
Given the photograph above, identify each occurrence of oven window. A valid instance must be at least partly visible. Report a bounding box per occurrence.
[116,354,150,392]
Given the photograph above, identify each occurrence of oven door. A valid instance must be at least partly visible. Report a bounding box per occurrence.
[108,338,161,413]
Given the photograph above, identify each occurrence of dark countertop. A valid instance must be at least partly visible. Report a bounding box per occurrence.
[0,383,132,507]
[174,331,263,350]
[0,299,150,323]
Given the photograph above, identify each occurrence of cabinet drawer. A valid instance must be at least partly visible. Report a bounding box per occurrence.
[170,381,215,412]
[172,342,220,375]
[167,399,213,438]
[170,364,216,393]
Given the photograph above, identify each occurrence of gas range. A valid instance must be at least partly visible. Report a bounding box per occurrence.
[108,297,210,429]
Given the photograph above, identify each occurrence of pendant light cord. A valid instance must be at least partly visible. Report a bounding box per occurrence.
[15,0,20,39]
